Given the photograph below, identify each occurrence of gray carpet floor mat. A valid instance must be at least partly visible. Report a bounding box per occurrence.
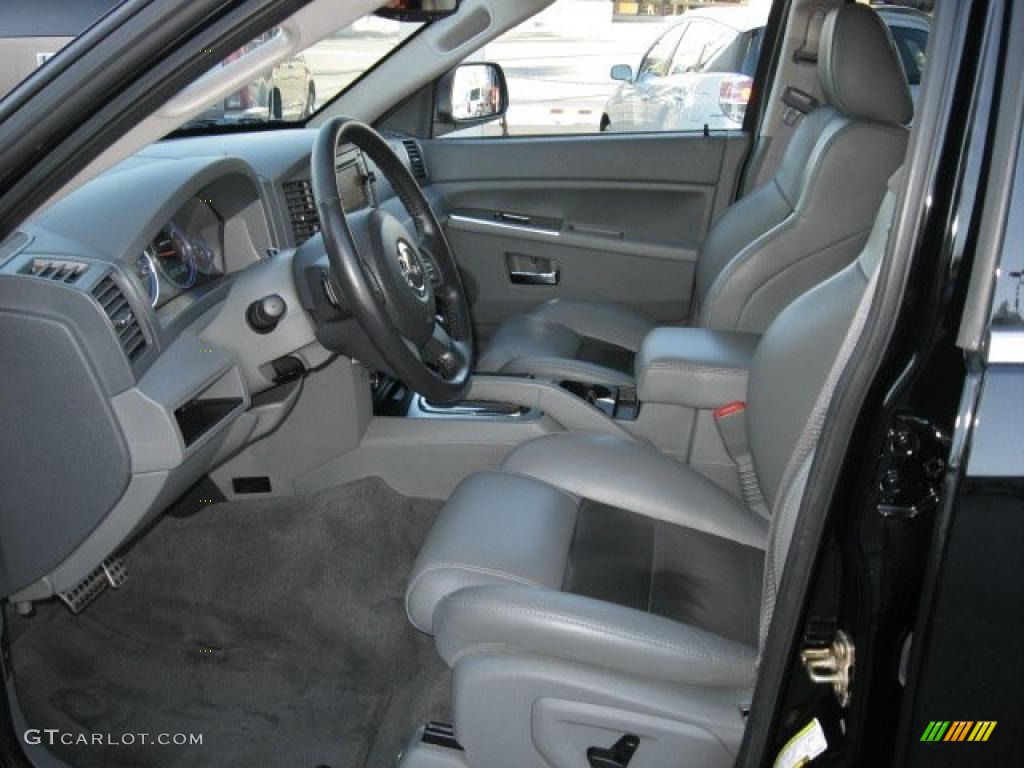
[9,477,450,768]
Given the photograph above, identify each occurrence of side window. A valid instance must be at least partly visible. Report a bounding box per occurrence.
[439,0,770,138]
[638,24,687,80]
[669,19,734,76]
[890,25,928,86]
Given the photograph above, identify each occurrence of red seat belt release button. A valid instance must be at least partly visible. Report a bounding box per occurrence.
[714,401,746,420]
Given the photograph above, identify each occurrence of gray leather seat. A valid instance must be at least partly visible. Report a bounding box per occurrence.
[406,169,902,767]
[476,4,911,386]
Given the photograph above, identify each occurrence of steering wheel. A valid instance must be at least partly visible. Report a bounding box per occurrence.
[311,118,473,403]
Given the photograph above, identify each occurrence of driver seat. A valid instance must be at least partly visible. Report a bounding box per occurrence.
[404,169,903,767]
[475,4,911,386]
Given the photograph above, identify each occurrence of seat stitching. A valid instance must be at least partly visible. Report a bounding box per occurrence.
[409,563,549,596]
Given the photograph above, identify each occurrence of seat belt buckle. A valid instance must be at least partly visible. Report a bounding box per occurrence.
[713,401,750,459]
[713,401,747,421]
[713,402,768,513]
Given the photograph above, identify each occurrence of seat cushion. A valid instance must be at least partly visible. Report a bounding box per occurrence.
[476,299,656,385]
[406,434,768,638]
[409,451,763,686]
[565,500,764,645]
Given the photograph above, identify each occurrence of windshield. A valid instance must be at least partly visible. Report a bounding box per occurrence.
[181,14,422,130]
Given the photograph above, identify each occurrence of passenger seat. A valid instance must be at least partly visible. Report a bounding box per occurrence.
[476,4,913,386]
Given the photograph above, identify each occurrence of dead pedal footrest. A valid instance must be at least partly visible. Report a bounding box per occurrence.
[58,557,127,614]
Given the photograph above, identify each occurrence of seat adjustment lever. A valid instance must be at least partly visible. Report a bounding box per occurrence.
[587,733,640,768]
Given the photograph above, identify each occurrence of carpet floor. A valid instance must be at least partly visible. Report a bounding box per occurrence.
[9,477,449,768]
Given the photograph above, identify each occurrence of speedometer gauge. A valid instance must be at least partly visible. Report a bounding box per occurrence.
[151,222,197,289]
[136,250,159,307]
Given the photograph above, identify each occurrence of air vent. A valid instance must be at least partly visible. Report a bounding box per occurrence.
[92,275,148,363]
[283,179,320,246]
[402,139,428,180]
[19,257,87,284]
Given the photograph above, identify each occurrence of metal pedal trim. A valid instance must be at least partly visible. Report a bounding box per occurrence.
[58,557,127,614]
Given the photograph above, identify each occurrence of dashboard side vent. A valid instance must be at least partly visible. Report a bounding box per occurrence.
[20,257,88,284]
[92,275,148,363]
[402,139,428,180]
[283,179,320,245]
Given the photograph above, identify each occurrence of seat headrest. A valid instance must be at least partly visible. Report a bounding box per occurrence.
[818,4,914,125]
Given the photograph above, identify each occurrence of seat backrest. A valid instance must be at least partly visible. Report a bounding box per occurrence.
[748,167,902,647]
[694,4,912,334]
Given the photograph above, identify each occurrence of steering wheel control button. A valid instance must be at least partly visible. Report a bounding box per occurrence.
[247,294,286,334]
[396,239,427,298]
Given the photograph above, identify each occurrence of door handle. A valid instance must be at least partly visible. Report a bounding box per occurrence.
[510,269,559,286]
[507,253,559,285]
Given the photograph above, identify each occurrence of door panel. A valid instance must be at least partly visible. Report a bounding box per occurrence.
[424,131,750,336]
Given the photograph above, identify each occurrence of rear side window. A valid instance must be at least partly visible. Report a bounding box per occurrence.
[669,19,736,76]
[890,25,928,86]
[439,0,770,138]
[639,23,686,79]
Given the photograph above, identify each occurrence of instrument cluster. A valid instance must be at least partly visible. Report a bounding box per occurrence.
[135,199,224,308]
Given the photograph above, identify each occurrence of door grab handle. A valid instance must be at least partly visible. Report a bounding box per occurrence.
[571,223,624,239]
[510,269,559,286]
[498,212,532,224]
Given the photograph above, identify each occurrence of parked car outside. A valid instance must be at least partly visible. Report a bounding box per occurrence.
[0,9,314,123]
[194,28,317,124]
[601,4,930,133]
[0,0,122,100]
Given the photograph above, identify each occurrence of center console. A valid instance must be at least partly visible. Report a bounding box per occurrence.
[370,326,761,500]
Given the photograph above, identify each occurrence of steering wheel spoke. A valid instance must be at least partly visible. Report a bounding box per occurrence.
[415,233,445,288]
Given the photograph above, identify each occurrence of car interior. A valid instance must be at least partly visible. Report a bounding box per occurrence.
[0,0,947,767]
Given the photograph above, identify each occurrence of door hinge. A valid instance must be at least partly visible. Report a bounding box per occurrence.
[877,414,951,519]
[800,629,855,708]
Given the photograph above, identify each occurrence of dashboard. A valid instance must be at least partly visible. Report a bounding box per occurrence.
[0,126,426,606]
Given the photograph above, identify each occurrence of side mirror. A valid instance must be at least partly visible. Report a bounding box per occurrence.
[610,64,633,82]
[436,62,508,127]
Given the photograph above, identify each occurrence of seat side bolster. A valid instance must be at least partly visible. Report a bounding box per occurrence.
[504,434,769,549]
[502,356,636,387]
[405,471,579,634]
[435,585,758,688]
[533,299,658,351]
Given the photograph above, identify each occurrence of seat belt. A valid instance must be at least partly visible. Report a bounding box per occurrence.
[781,6,827,125]
[749,5,829,190]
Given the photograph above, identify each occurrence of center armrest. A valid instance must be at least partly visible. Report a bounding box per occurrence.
[635,328,761,409]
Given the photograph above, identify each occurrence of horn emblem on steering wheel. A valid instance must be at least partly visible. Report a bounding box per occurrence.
[396,240,427,298]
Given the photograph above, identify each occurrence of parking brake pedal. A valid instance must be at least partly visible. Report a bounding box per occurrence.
[58,557,127,614]
[421,721,463,751]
